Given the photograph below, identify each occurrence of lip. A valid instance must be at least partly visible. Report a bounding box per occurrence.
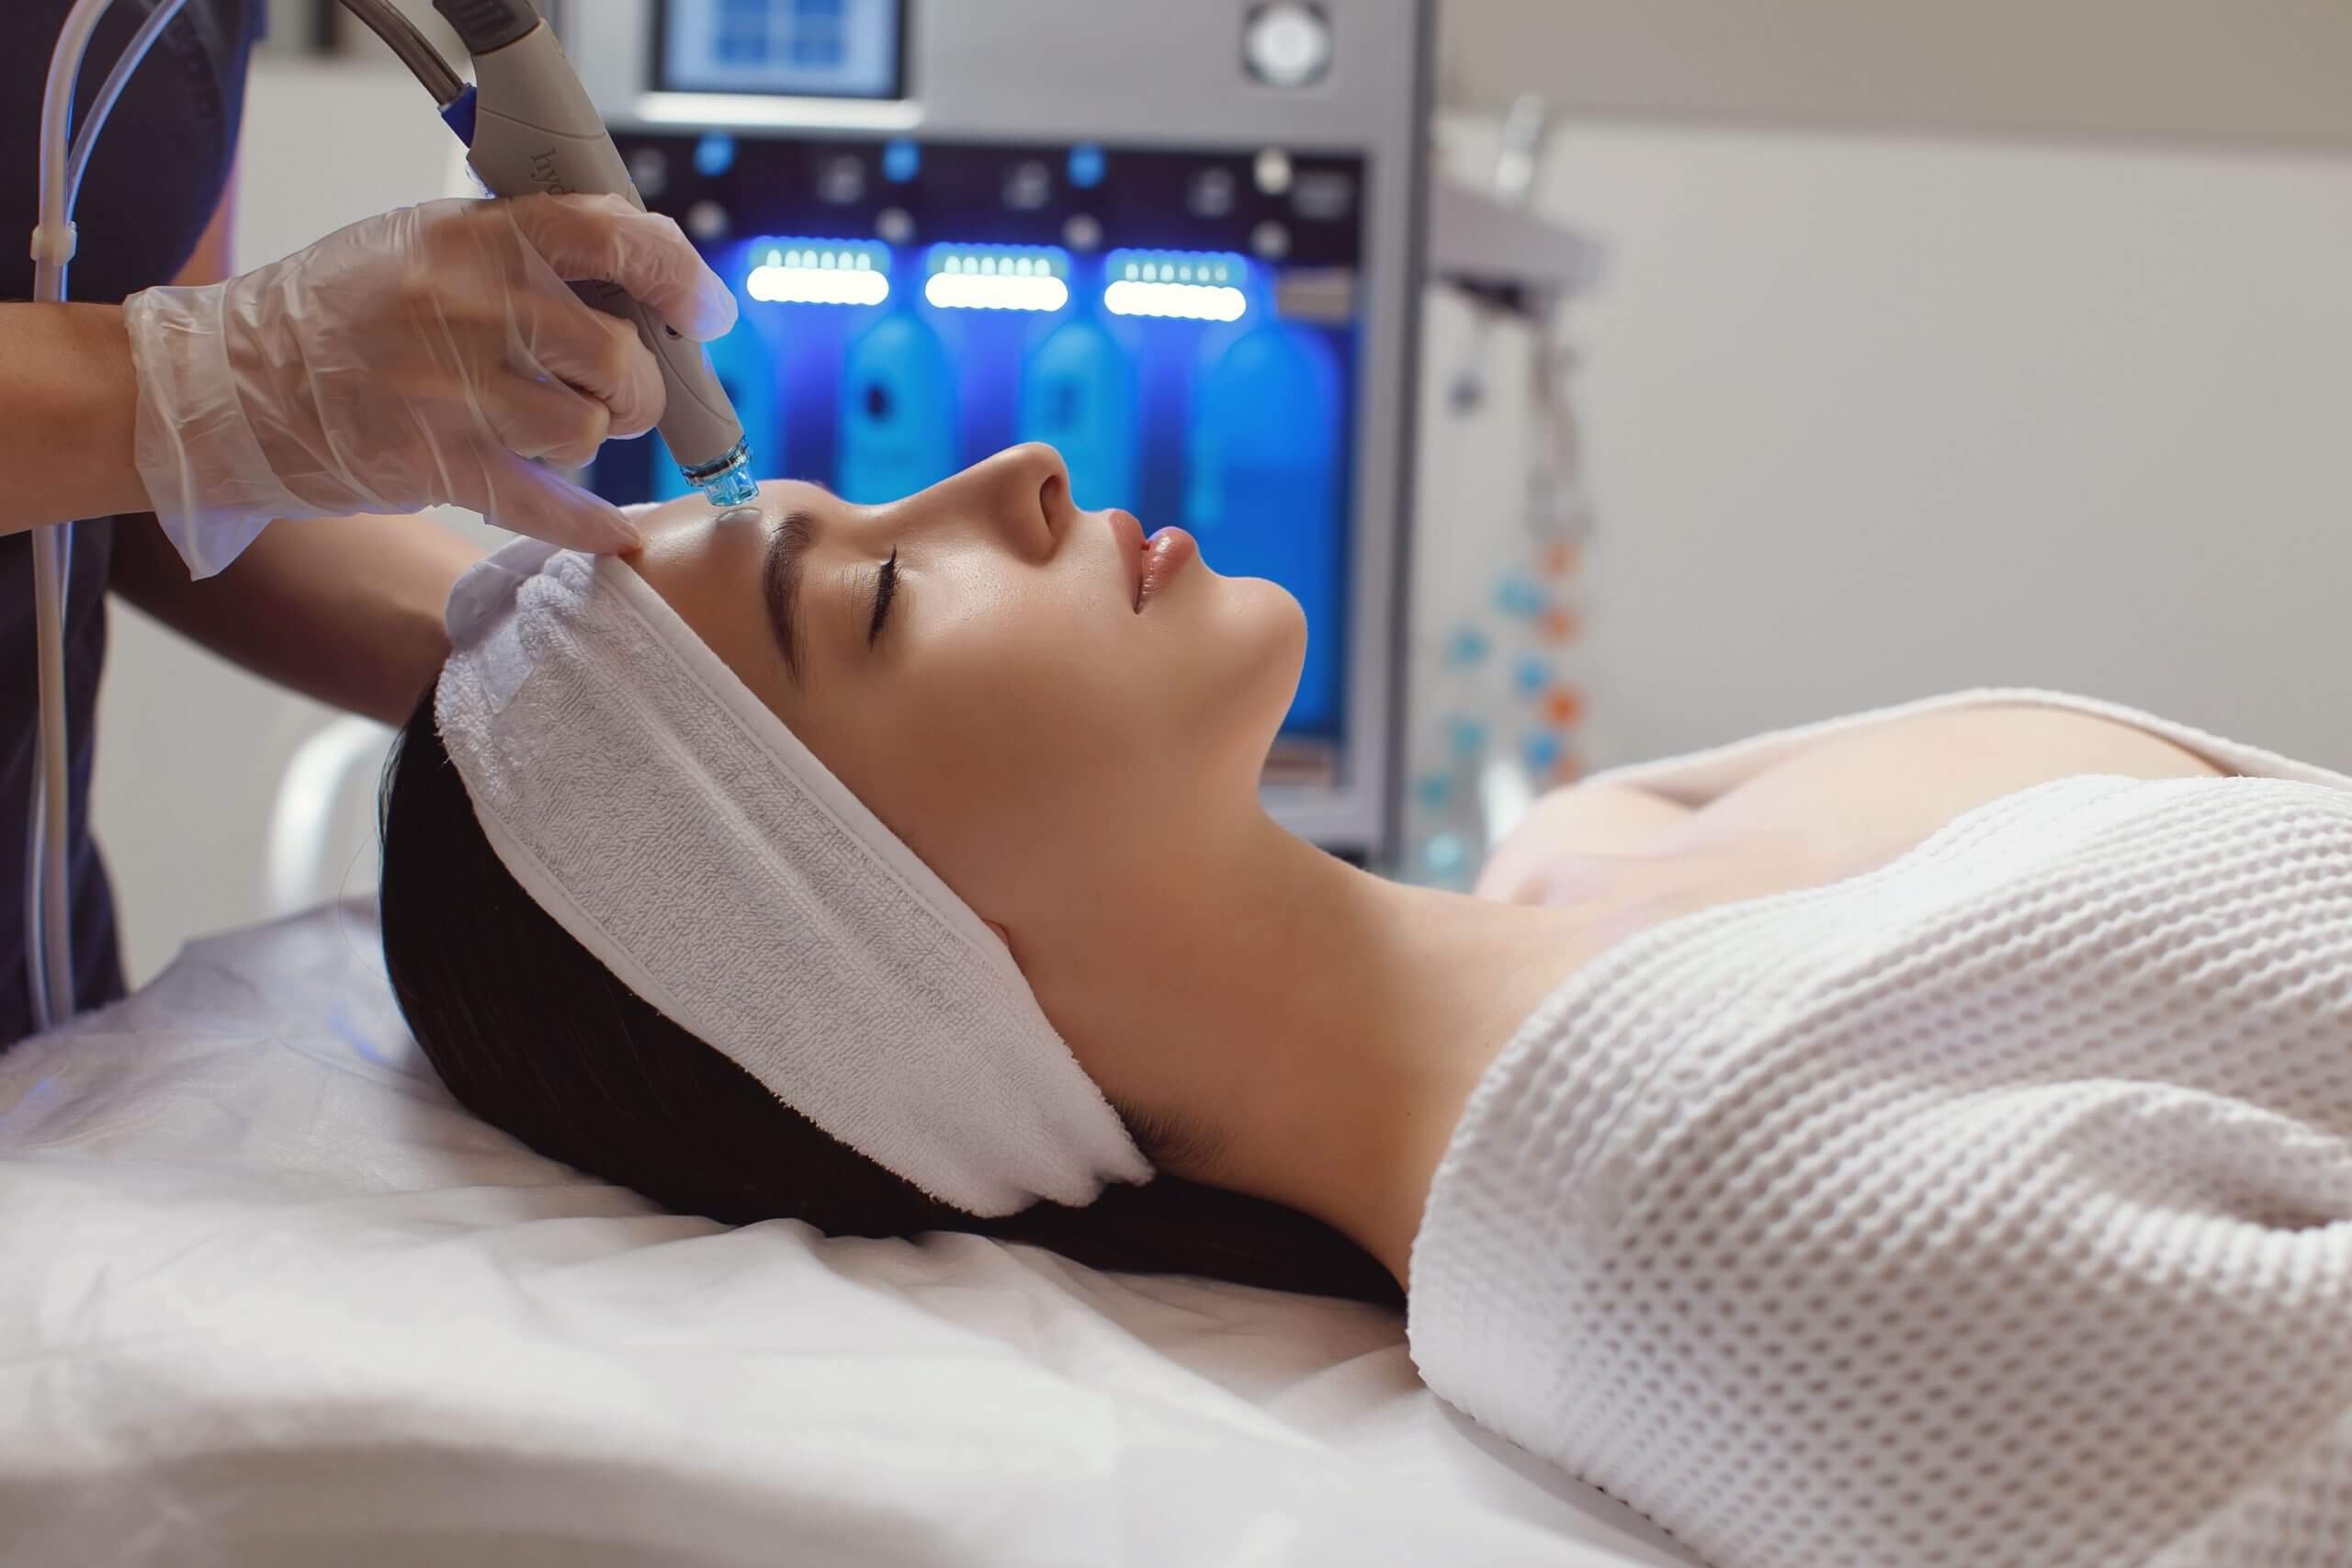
[1136,526,1196,613]
[1107,509,1148,609]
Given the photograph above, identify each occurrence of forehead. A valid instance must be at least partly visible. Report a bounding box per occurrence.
[621,479,839,714]
[628,479,833,571]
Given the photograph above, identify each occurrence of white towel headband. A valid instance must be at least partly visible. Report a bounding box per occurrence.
[433,537,1151,1216]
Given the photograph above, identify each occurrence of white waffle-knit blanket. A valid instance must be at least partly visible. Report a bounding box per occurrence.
[1408,693,2352,1568]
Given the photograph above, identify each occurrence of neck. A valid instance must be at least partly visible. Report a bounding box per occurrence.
[1031,812,1586,1289]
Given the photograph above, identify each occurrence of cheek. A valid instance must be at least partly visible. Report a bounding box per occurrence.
[857,705,1137,924]
[806,570,1305,920]
[824,606,1152,908]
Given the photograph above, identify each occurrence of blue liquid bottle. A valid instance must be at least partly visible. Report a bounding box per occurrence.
[837,310,958,503]
[1183,321,1345,730]
[1018,314,1137,511]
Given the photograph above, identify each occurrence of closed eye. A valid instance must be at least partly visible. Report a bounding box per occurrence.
[867,547,899,647]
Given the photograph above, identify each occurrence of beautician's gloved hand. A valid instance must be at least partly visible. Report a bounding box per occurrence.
[122,194,737,576]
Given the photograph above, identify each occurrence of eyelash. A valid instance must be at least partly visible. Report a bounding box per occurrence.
[867,547,899,647]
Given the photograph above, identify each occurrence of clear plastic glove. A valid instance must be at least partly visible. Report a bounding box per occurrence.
[123,193,738,576]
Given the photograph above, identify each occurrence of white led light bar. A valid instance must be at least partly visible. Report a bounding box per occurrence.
[1102,251,1250,321]
[922,246,1072,312]
[923,272,1070,310]
[744,243,890,306]
[1102,278,1247,321]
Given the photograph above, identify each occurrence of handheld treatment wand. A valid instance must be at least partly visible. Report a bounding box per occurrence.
[347,0,757,506]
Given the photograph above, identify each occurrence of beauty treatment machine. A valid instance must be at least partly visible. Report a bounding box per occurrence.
[543,0,1423,858]
[532,1,1598,870]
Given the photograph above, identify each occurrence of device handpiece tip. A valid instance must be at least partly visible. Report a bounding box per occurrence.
[686,445,758,509]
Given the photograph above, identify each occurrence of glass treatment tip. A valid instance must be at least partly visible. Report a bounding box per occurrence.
[683,440,757,508]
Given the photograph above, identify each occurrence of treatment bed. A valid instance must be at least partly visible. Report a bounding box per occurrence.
[0,902,1696,1567]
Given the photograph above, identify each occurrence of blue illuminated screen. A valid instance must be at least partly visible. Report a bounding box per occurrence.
[660,0,903,99]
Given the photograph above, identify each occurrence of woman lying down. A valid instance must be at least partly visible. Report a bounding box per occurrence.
[379,444,2352,1568]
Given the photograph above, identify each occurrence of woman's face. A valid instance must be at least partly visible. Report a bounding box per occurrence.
[626,445,1306,932]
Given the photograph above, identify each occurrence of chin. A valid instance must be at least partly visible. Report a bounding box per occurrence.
[1212,575,1309,744]
[1140,575,1306,798]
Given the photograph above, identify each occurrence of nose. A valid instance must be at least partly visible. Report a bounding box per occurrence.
[899,443,1069,559]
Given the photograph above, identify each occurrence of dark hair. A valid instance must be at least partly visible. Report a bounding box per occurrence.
[379,689,1400,1307]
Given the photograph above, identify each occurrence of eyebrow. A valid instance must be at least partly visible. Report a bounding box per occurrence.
[762,509,817,682]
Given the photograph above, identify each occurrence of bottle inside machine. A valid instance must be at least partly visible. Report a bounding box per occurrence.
[837,310,959,504]
[1184,320,1345,732]
[1018,313,1138,513]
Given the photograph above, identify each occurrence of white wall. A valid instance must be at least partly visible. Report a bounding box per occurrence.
[1442,0,2352,146]
[1431,115,2352,772]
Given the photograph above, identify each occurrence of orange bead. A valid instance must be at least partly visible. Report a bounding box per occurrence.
[1539,605,1580,645]
[1544,685,1585,727]
[1552,754,1585,784]
[1542,538,1581,578]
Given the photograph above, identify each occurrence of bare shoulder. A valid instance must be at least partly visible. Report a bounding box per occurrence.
[1474,783,1693,902]
[1801,704,2228,788]
[1474,703,2226,908]
[1663,702,2228,873]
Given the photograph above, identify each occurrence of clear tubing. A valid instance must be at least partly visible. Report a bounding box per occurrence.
[25,526,71,1029]
[65,0,192,210]
[34,3,115,263]
[20,748,51,1032]
[28,0,189,1027]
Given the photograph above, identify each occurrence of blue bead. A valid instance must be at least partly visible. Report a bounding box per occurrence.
[1413,773,1453,810]
[882,139,921,183]
[694,134,736,177]
[1445,716,1488,760]
[1495,571,1545,618]
[1424,832,1468,875]
[1513,654,1550,697]
[1443,625,1490,668]
[1068,143,1106,189]
[1521,730,1563,772]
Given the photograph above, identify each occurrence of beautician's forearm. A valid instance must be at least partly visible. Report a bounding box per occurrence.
[110,512,481,726]
[0,303,152,531]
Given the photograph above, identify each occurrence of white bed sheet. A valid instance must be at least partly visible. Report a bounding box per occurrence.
[0,905,1695,1568]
